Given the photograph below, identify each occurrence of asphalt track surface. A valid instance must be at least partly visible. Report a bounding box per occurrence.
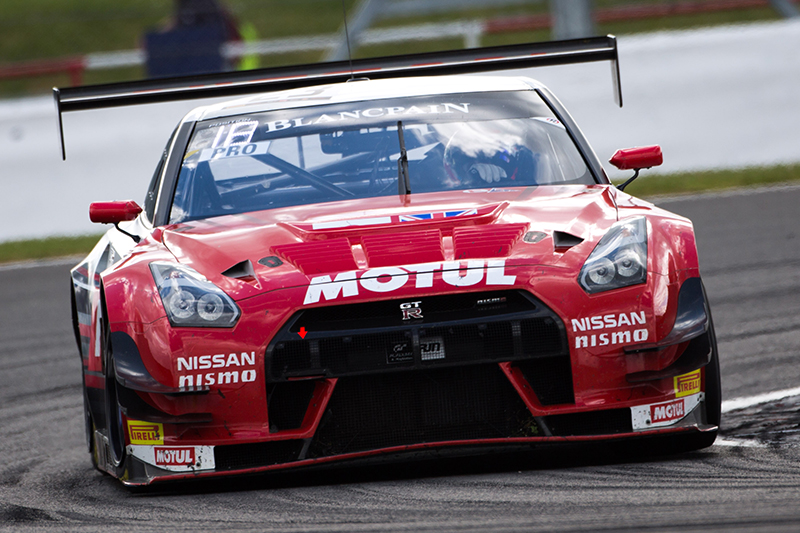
[1,185,799,532]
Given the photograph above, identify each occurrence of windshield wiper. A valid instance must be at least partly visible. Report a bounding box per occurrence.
[397,121,411,196]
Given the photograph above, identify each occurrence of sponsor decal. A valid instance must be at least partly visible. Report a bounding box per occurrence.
[197,120,259,151]
[127,445,215,472]
[674,370,702,398]
[420,337,445,361]
[398,209,477,222]
[571,312,649,349]
[386,337,446,364]
[533,117,565,128]
[400,301,423,320]
[571,312,646,332]
[303,260,516,305]
[630,392,704,430]
[573,330,649,348]
[154,447,195,467]
[650,399,684,424]
[198,140,270,162]
[476,296,506,306]
[128,420,164,445]
[387,341,413,364]
[177,351,258,390]
[311,209,479,230]
[264,103,471,133]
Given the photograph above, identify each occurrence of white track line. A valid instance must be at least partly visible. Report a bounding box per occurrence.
[722,387,800,413]
[714,438,766,448]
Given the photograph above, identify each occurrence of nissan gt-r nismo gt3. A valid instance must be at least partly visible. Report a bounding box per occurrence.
[63,40,720,486]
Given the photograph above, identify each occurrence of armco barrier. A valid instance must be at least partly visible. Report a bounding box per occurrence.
[0,57,86,86]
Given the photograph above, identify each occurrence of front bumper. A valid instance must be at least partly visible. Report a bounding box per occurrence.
[95,274,716,486]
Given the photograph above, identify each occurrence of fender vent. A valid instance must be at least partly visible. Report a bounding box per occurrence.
[553,231,583,252]
[222,259,256,281]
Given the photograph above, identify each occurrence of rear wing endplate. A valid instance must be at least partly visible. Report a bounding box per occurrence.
[54,35,622,160]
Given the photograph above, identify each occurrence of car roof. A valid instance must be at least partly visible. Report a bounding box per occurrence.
[188,75,544,122]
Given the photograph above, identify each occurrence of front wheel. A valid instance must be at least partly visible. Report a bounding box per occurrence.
[658,317,722,454]
[101,300,126,467]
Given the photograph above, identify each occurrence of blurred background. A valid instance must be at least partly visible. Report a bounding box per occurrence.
[1,0,795,96]
[0,0,799,245]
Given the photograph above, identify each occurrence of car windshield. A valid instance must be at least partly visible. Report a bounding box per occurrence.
[170,91,593,223]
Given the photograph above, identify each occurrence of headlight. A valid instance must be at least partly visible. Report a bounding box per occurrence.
[150,262,240,327]
[579,217,647,294]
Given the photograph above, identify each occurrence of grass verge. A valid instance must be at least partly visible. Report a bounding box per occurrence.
[1,163,798,264]
[614,163,800,198]
[0,234,102,264]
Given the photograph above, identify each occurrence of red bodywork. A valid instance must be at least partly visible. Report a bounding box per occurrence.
[79,183,713,485]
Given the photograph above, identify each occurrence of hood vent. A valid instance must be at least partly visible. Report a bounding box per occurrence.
[272,238,357,275]
[553,231,584,252]
[222,259,256,282]
[453,223,528,259]
[362,230,444,268]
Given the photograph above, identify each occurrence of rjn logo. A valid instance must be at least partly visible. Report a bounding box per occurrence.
[400,301,423,320]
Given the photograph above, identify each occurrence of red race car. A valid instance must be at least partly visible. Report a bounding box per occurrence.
[61,37,720,486]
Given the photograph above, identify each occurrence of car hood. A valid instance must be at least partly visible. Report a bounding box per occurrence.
[160,185,621,301]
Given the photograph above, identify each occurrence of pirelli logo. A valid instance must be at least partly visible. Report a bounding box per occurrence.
[127,420,164,445]
[674,370,701,398]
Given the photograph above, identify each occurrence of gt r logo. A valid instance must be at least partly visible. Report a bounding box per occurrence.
[400,301,423,320]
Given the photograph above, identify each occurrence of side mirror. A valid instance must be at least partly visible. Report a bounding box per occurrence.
[609,146,663,171]
[89,200,143,243]
[89,200,142,224]
[609,146,662,191]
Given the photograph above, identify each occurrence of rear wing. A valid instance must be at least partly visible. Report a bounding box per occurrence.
[54,35,622,160]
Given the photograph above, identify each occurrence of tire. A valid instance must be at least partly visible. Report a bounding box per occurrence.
[702,315,722,428]
[100,299,126,467]
[656,316,722,454]
[81,371,94,455]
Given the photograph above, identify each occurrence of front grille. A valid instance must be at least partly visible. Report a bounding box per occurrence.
[266,290,568,381]
[214,440,304,471]
[514,356,575,406]
[544,408,633,436]
[267,381,317,432]
[307,364,539,458]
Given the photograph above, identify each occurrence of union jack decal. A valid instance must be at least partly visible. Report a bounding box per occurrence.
[398,209,478,222]
[302,204,498,231]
